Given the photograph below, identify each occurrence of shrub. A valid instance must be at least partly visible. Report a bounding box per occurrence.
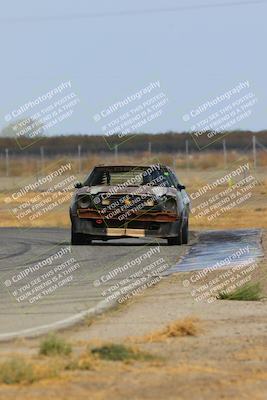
[91,344,153,361]
[39,334,72,356]
[218,282,263,301]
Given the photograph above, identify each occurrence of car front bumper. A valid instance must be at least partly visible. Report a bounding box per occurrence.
[70,213,183,239]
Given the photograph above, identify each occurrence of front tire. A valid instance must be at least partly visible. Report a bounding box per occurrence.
[167,231,182,246]
[167,218,188,245]
[71,228,92,245]
[182,219,189,244]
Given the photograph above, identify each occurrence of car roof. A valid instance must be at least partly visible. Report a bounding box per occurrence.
[93,164,167,169]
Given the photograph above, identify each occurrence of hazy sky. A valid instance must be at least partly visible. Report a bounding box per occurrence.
[0,0,266,135]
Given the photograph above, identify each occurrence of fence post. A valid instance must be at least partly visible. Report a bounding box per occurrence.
[40,146,44,176]
[223,139,227,169]
[185,140,189,172]
[252,135,257,170]
[78,144,82,174]
[5,148,9,177]
[114,144,118,161]
[148,141,151,155]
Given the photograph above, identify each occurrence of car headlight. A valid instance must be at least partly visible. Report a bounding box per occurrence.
[102,198,110,206]
[164,198,177,212]
[77,195,91,209]
[144,198,154,207]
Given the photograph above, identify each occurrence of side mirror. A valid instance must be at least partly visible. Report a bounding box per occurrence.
[74,182,83,189]
[177,184,186,191]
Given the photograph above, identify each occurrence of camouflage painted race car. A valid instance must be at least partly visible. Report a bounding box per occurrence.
[70,164,190,245]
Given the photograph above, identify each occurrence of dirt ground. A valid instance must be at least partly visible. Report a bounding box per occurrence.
[0,230,266,400]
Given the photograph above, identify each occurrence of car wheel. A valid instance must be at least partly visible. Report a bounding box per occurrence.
[182,218,189,244]
[71,228,92,245]
[167,230,182,246]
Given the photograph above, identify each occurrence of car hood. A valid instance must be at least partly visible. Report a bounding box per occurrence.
[76,185,177,198]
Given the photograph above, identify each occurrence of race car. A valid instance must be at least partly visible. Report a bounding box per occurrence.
[70,164,190,245]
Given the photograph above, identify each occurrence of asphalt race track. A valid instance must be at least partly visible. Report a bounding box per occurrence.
[0,228,263,340]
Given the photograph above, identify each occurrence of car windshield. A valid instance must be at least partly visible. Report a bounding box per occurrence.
[84,166,176,187]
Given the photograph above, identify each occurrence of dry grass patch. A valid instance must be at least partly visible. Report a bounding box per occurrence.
[65,352,97,371]
[0,357,35,384]
[0,343,156,386]
[0,357,58,385]
[134,317,200,343]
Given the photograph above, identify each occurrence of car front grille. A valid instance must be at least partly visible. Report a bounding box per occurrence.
[94,193,159,216]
